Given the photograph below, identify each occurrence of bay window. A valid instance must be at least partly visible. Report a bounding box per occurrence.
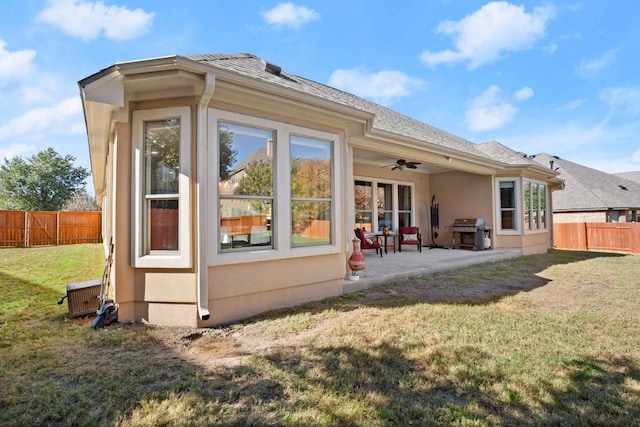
[209,109,340,262]
[496,177,547,234]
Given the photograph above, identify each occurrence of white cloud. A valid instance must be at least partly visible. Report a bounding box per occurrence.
[36,0,154,41]
[420,2,556,69]
[328,68,426,106]
[261,2,319,30]
[556,98,585,111]
[577,49,617,76]
[466,85,533,131]
[0,40,36,86]
[0,97,84,140]
[600,87,640,116]
[0,143,37,162]
[514,86,534,102]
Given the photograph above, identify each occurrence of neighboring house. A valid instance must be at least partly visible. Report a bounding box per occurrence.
[78,53,562,327]
[615,171,640,184]
[531,153,640,223]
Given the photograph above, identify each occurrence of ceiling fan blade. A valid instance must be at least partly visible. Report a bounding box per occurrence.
[406,164,417,169]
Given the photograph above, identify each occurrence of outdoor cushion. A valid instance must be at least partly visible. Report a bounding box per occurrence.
[403,233,418,241]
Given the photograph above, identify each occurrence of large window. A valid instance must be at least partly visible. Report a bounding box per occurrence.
[218,122,274,251]
[354,178,414,233]
[132,107,191,268]
[209,109,340,263]
[290,135,332,246]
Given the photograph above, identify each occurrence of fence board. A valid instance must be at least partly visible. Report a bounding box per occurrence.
[0,211,102,247]
[554,222,640,254]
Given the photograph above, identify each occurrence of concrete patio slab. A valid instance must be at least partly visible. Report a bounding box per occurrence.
[344,247,522,293]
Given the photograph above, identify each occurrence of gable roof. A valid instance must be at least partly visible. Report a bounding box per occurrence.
[186,53,492,160]
[531,153,640,211]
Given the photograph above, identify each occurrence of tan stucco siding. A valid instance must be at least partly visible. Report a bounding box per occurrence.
[430,171,493,246]
[111,99,199,326]
[204,254,344,325]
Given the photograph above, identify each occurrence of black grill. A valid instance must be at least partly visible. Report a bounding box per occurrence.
[451,218,491,250]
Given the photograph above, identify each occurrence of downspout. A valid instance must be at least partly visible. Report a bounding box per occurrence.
[196,73,215,321]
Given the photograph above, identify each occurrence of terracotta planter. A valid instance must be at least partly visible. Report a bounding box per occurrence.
[348,238,366,277]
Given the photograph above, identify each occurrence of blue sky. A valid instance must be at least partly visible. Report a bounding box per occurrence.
[1,0,640,194]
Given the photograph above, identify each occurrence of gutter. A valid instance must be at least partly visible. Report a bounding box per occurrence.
[196,73,215,321]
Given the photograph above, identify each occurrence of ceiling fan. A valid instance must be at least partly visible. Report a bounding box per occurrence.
[384,159,421,170]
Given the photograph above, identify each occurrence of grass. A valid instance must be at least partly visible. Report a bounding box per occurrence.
[1,245,639,426]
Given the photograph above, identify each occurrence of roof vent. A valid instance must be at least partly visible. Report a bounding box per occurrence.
[619,184,628,191]
[264,61,282,76]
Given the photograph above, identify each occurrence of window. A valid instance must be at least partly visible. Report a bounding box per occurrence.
[354,178,414,233]
[398,185,412,228]
[524,180,547,231]
[498,180,517,231]
[218,122,274,251]
[354,180,373,231]
[290,135,332,246]
[132,107,191,268]
[208,109,341,264]
[377,183,393,232]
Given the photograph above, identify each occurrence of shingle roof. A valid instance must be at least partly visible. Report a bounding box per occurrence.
[615,171,640,183]
[532,153,640,211]
[476,140,536,166]
[185,53,493,160]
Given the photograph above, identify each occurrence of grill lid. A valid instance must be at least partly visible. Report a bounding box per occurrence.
[453,218,484,226]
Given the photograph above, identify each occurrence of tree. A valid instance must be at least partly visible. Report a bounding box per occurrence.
[0,147,89,211]
[61,189,99,211]
[219,130,237,181]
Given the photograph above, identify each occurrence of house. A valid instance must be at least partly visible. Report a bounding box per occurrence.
[615,171,640,184]
[531,153,640,223]
[78,53,562,327]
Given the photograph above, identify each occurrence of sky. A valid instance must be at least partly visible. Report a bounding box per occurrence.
[2,0,640,195]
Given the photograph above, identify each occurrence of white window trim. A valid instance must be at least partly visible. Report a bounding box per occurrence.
[495,177,521,235]
[354,176,415,233]
[132,107,192,268]
[523,179,548,234]
[207,109,342,266]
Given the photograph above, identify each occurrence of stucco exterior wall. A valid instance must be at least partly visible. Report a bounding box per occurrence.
[430,171,493,248]
[203,254,344,325]
[112,99,200,327]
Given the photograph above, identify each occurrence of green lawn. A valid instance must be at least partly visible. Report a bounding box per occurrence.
[1,244,639,426]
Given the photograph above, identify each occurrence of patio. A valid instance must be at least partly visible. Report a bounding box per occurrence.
[344,246,522,293]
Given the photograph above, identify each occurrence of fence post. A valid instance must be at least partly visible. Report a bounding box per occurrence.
[24,211,28,247]
[583,222,589,251]
[56,211,60,246]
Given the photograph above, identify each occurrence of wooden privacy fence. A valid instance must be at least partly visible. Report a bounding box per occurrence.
[554,222,640,254]
[0,211,102,247]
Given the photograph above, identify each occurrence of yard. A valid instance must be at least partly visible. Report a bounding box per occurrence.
[1,244,639,426]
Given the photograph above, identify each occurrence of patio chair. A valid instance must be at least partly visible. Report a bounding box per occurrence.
[354,228,383,257]
[399,226,422,252]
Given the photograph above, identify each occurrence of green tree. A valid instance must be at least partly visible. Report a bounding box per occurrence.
[219,130,237,181]
[61,189,99,211]
[0,148,89,211]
